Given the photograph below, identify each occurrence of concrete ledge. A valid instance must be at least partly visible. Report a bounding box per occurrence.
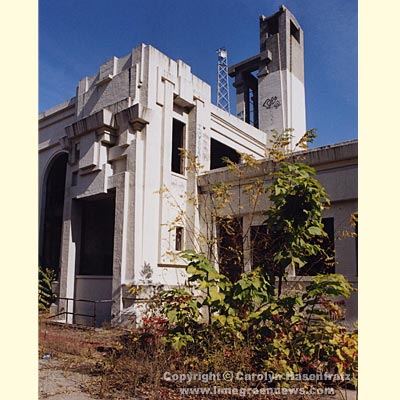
[39,97,76,121]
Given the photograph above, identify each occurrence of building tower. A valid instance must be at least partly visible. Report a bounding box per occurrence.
[217,48,230,113]
[229,5,306,147]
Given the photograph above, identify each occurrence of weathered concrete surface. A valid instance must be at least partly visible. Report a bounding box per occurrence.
[39,358,96,399]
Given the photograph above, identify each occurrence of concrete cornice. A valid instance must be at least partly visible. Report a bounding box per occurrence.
[65,109,116,139]
[198,139,358,188]
[210,104,266,148]
[39,97,76,121]
[115,103,150,131]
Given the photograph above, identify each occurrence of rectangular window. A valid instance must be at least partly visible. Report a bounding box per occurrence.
[248,86,258,127]
[217,217,243,282]
[79,195,116,276]
[290,20,300,43]
[71,142,80,164]
[175,227,184,252]
[250,225,275,283]
[297,217,335,276]
[250,219,335,278]
[71,171,78,186]
[266,16,279,36]
[210,138,241,170]
[171,119,185,174]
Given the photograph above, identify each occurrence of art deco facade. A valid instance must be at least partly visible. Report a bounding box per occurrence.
[39,6,357,326]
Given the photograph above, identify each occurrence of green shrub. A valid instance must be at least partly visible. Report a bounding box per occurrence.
[39,266,57,312]
[134,251,357,388]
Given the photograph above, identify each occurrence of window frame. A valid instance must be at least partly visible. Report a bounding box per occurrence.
[171,118,186,175]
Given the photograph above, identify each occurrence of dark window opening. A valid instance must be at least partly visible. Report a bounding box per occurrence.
[266,16,279,37]
[242,71,259,128]
[79,194,116,276]
[41,153,68,277]
[175,227,184,251]
[250,225,275,285]
[72,171,78,186]
[210,138,240,170]
[250,218,335,279]
[290,21,300,43]
[74,143,80,163]
[248,86,258,127]
[217,217,243,282]
[171,119,185,174]
[297,218,335,276]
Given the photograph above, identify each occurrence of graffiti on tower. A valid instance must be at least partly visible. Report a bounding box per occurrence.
[263,96,281,110]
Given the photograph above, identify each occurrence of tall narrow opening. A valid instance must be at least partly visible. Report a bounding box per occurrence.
[74,193,115,327]
[266,15,279,37]
[250,224,275,284]
[243,71,259,128]
[175,226,184,252]
[78,194,116,276]
[290,20,300,43]
[217,217,243,282]
[296,217,335,276]
[41,153,68,277]
[171,119,185,175]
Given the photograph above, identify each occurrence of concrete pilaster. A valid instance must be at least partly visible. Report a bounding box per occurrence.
[111,172,130,321]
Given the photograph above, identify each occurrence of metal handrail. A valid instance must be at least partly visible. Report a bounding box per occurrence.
[47,296,114,327]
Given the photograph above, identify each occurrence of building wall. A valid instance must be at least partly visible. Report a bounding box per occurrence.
[197,140,358,324]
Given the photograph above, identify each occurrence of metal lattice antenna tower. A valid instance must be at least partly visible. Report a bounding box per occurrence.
[217,47,230,112]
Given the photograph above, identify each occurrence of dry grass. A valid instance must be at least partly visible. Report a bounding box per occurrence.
[39,318,347,399]
[39,318,121,358]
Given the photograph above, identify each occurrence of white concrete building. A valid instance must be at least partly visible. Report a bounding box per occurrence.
[39,6,357,326]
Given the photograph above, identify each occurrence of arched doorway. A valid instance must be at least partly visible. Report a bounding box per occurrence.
[40,153,68,277]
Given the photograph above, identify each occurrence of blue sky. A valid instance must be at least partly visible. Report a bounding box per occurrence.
[39,0,357,147]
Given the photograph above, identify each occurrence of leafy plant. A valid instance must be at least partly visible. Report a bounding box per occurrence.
[152,252,357,387]
[159,288,201,351]
[160,288,200,328]
[264,161,332,295]
[248,274,356,384]
[182,250,272,331]
[39,266,57,311]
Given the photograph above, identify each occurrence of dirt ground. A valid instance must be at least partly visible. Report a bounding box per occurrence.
[39,320,357,400]
[38,320,135,399]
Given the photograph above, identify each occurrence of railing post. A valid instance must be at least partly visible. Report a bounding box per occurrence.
[66,298,69,325]
[93,301,97,328]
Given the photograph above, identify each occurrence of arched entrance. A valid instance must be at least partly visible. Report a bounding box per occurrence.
[40,153,68,277]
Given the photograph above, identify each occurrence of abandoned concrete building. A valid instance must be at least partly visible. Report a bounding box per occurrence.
[39,6,357,326]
